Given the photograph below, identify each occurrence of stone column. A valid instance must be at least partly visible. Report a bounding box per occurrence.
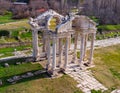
[42,32,46,52]
[32,29,39,61]
[83,34,88,60]
[64,37,69,70]
[56,38,59,55]
[52,36,57,74]
[68,35,71,49]
[89,33,96,65]
[79,34,85,66]
[46,38,51,70]
[43,32,48,53]
[58,38,62,67]
[73,31,78,63]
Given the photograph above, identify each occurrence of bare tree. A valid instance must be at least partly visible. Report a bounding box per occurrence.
[29,0,49,17]
[0,0,12,15]
[12,5,29,19]
[83,0,120,24]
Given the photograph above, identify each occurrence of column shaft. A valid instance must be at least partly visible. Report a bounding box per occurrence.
[58,38,62,67]
[83,34,88,59]
[80,34,85,65]
[46,38,51,70]
[89,33,96,64]
[73,31,78,62]
[32,30,39,61]
[52,36,57,73]
[64,37,69,69]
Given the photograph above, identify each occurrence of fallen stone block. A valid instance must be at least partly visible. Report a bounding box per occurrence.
[7,78,14,83]
[26,72,34,77]
[0,79,2,86]
[4,63,9,67]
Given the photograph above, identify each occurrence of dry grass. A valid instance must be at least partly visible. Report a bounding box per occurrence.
[0,20,30,30]
[91,44,120,92]
[0,75,82,93]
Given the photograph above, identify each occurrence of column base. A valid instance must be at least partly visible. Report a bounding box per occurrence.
[33,56,40,62]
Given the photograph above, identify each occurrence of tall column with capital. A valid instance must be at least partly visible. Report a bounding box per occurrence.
[89,33,96,65]
[32,29,40,61]
[52,36,57,74]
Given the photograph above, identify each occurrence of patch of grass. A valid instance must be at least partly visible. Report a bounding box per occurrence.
[0,63,43,78]
[0,12,27,25]
[91,44,120,91]
[0,62,43,87]
[0,13,15,24]
[0,28,32,43]
[0,45,31,54]
[0,45,32,58]
[98,24,120,31]
[91,89,102,93]
[109,68,120,79]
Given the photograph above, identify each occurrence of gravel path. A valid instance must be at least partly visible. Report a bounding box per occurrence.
[70,37,120,50]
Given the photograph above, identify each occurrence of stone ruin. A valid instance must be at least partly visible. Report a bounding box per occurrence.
[29,9,97,76]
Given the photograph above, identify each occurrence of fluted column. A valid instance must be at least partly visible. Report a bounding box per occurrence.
[89,33,96,65]
[68,35,71,49]
[73,31,78,63]
[83,34,88,60]
[56,38,59,55]
[64,37,69,70]
[58,38,62,67]
[32,29,39,61]
[79,34,85,66]
[46,38,51,70]
[42,32,46,52]
[52,36,57,74]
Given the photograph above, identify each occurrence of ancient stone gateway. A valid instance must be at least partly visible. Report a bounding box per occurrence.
[29,9,97,75]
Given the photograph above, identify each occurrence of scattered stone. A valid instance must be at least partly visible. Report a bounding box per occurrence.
[26,72,34,77]
[16,62,21,65]
[4,63,9,67]
[34,70,42,75]
[7,78,14,83]
[13,76,21,81]
[21,74,28,79]
[111,89,120,93]
[6,70,46,84]
[0,79,2,86]
[34,70,46,75]
[21,62,25,64]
